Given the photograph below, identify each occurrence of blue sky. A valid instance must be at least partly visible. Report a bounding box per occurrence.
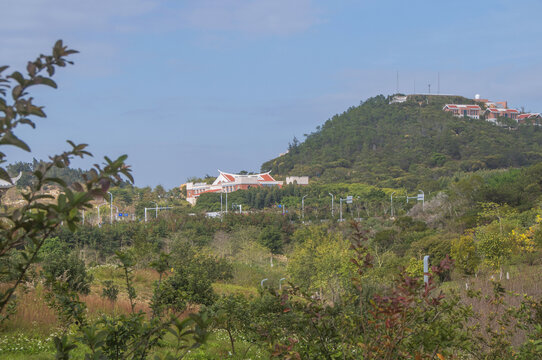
[2,0,542,188]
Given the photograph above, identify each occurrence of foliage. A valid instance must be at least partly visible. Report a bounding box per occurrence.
[451,231,480,275]
[0,40,133,323]
[287,225,354,304]
[261,94,542,190]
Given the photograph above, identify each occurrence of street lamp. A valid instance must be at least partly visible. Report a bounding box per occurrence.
[302,195,307,220]
[107,191,113,224]
[279,277,286,290]
[418,189,425,211]
[329,193,334,218]
[390,191,396,218]
[260,278,268,289]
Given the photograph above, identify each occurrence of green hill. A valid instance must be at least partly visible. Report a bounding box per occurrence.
[261,94,542,189]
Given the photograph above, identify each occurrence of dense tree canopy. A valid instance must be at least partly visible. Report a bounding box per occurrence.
[262,94,542,190]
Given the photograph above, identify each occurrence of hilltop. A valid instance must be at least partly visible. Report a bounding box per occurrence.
[261,94,542,190]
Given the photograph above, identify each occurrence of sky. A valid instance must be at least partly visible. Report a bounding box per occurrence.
[2,0,542,189]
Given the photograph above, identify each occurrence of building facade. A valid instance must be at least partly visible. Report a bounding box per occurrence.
[518,113,541,125]
[443,104,482,119]
[185,170,282,205]
[485,108,519,123]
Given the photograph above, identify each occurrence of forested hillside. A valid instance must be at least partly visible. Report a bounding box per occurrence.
[261,94,542,189]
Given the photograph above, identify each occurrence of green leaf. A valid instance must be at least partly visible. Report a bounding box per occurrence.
[0,167,12,183]
[0,132,31,152]
[34,76,57,89]
[8,71,25,85]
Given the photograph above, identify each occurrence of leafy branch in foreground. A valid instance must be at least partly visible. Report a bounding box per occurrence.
[0,40,133,320]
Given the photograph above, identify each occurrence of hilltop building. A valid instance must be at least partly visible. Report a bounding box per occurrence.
[485,108,519,123]
[185,170,282,205]
[442,104,482,119]
[518,113,541,125]
[285,176,309,185]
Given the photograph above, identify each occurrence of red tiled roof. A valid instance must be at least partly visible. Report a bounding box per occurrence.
[518,113,541,119]
[487,108,518,113]
[222,173,235,182]
[443,104,481,110]
[260,173,275,182]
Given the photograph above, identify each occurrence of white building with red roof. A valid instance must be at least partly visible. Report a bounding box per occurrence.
[485,108,519,123]
[443,104,482,119]
[518,113,541,125]
[184,170,283,205]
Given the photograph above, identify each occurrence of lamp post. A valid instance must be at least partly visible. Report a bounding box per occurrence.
[390,191,396,218]
[107,191,113,224]
[302,195,307,220]
[279,277,286,290]
[329,193,334,218]
[418,190,425,211]
[260,278,268,289]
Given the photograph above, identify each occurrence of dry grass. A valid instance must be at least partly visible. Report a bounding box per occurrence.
[1,284,153,334]
[453,264,542,348]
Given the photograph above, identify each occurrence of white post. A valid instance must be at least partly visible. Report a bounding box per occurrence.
[329,193,334,218]
[423,255,430,285]
[279,277,286,290]
[145,208,148,223]
[82,209,85,225]
[260,278,268,288]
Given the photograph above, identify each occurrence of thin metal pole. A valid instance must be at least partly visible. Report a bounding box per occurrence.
[329,193,334,218]
[340,198,343,222]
